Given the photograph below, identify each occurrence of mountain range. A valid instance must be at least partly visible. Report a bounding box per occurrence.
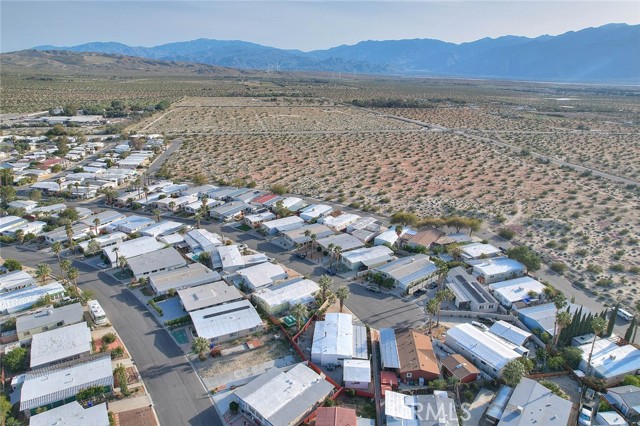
[32,23,640,83]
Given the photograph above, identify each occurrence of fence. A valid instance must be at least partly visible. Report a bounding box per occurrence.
[440,310,515,321]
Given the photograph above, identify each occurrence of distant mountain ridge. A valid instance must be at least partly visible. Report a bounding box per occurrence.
[32,23,640,82]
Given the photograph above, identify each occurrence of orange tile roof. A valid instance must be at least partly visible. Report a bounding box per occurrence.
[315,407,357,426]
[396,329,439,376]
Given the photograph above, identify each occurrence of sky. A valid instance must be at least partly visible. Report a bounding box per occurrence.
[1,1,639,53]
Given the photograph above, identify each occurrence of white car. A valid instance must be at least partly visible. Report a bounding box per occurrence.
[97,262,108,269]
[578,404,593,426]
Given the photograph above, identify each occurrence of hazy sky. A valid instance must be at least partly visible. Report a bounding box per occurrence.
[2,1,639,52]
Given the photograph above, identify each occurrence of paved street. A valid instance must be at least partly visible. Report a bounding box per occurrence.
[0,244,221,426]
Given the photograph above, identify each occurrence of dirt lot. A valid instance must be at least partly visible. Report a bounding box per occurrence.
[195,332,292,378]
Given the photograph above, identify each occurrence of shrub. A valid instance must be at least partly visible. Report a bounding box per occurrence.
[539,380,569,399]
[561,347,583,369]
[165,315,192,328]
[550,262,568,274]
[111,347,124,359]
[76,385,106,402]
[148,300,163,316]
[101,332,117,344]
[4,347,28,373]
[498,228,516,240]
[548,356,565,371]
[229,401,239,414]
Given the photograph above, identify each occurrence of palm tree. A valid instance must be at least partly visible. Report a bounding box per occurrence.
[332,245,343,270]
[118,256,128,272]
[168,201,176,212]
[143,186,150,203]
[327,243,335,263]
[35,263,52,283]
[152,209,162,222]
[65,224,75,253]
[318,275,333,304]
[194,213,202,229]
[336,287,349,313]
[434,259,450,290]
[290,303,309,331]
[552,293,567,347]
[554,311,573,348]
[59,259,72,283]
[192,336,210,361]
[74,182,80,198]
[425,298,439,334]
[67,267,80,292]
[14,229,25,244]
[51,241,63,276]
[310,234,317,259]
[200,195,209,219]
[112,246,120,269]
[436,289,454,326]
[586,316,607,376]
[303,230,311,254]
[93,218,101,236]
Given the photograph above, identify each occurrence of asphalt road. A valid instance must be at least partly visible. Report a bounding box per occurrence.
[0,243,221,426]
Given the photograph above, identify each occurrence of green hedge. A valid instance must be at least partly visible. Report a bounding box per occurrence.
[148,300,163,316]
[165,315,192,328]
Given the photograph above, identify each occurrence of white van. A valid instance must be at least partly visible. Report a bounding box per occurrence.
[617,308,634,321]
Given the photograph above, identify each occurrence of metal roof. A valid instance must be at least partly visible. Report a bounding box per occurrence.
[312,313,354,361]
[252,278,319,310]
[30,322,91,368]
[485,385,513,420]
[150,263,221,294]
[445,323,522,371]
[460,243,502,259]
[0,270,35,293]
[489,321,532,346]
[29,401,109,426]
[190,299,262,340]
[234,363,334,426]
[341,246,394,265]
[184,229,222,252]
[343,359,371,383]
[316,233,365,252]
[0,282,65,314]
[374,255,437,290]
[580,339,640,380]
[353,325,368,360]
[446,266,497,305]
[177,280,242,312]
[470,258,526,277]
[498,378,572,425]
[379,328,401,369]
[126,247,186,277]
[238,262,288,290]
[104,236,165,264]
[140,220,184,237]
[489,277,546,304]
[20,354,114,411]
[16,303,84,336]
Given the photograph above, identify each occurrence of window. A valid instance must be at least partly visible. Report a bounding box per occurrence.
[406,373,412,378]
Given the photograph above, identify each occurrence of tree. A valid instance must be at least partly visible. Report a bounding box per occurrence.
[555,311,573,348]
[13,229,24,245]
[318,275,333,304]
[0,185,17,204]
[192,336,210,361]
[0,395,15,426]
[198,251,211,268]
[434,259,450,290]
[152,209,162,222]
[118,256,128,272]
[194,213,202,229]
[87,240,101,255]
[229,401,240,415]
[336,287,349,313]
[270,184,288,195]
[502,359,526,386]
[290,303,309,330]
[607,304,619,337]
[586,316,608,376]
[332,245,343,269]
[551,293,567,347]
[193,173,207,186]
[51,241,63,275]
[35,263,52,283]
[29,189,42,201]
[467,218,482,236]
[2,259,22,271]
[506,246,541,272]
[67,267,80,292]
[59,259,71,282]
[425,298,439,334]
[65,224,75,253]
[390,211,420,227]
[624,316,637,342]
[435,289,454,326]
[93,218,101,235]
[4,347,28,373]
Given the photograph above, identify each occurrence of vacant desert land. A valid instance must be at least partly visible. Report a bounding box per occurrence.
[153,94,639,310]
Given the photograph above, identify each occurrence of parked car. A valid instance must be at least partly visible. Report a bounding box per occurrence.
[578,404,594,426]
[413,288,426,297]
[366,285,381,293]
[97,262,108,269]
[294,253,306,260]
[471,321,489,331]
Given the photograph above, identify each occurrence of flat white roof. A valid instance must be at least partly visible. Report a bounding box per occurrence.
[343,359,371,383]
[374,229,398,245]
[385,390,413,420]
[244,212,276,223]
[471,258,526,276]
[489,321,532,347]
[580,338,640,379]
[30,322,92,368]
[0,270,35,292]
[150,263,221,294]
[374,255,437,290]
[29,401,109,426]
[127,247,186,277]
[234,363,334,426]
[446,323,521,371]
[104,236,165,263]
[321,213,361,230]
[79,232,126,251]
[0,282,65,314]
[252,278,319,308]
[178,280,243,312]
[262,216,305,231]
[489,277,546,303]
[312,313,353,360]
[216,245,243,270]
[20,355,114,411]
[238,262,287,290]
[184,228,222,252]
[300,204,332,220]
[190,299,263,340]
[461,243,502,259]
[316,233,365,252]
[341,246,394,264]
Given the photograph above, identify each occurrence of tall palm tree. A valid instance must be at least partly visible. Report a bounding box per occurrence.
[74,182,80,198]
[552,293,567,347]
[317,275,333,304]
[436,289,454,326]
[14,229,25,244]
[168,201,176,212]
[65,224,75,253]
[192,336,210,361]
[35,263,52,283]
[303,230,311,254]
[51,241,63,277]
[93,218,101,236]
[67,267,80,292]
[290,303,309,331]
[143,186,150,203]
[200,195,209,219]
[118,256,128,272]
[586,316,607,376]
[336,287,349,313]
[112,246,120,269]
[554,311,573,348]
[194,213,202,229]
[332,245,343,269]
[434,259,450,290]
[59,259,72,283]
[425,298,439,335]
[310,234,317,259]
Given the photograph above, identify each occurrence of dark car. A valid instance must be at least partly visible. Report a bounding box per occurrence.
[294,253,306,260]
